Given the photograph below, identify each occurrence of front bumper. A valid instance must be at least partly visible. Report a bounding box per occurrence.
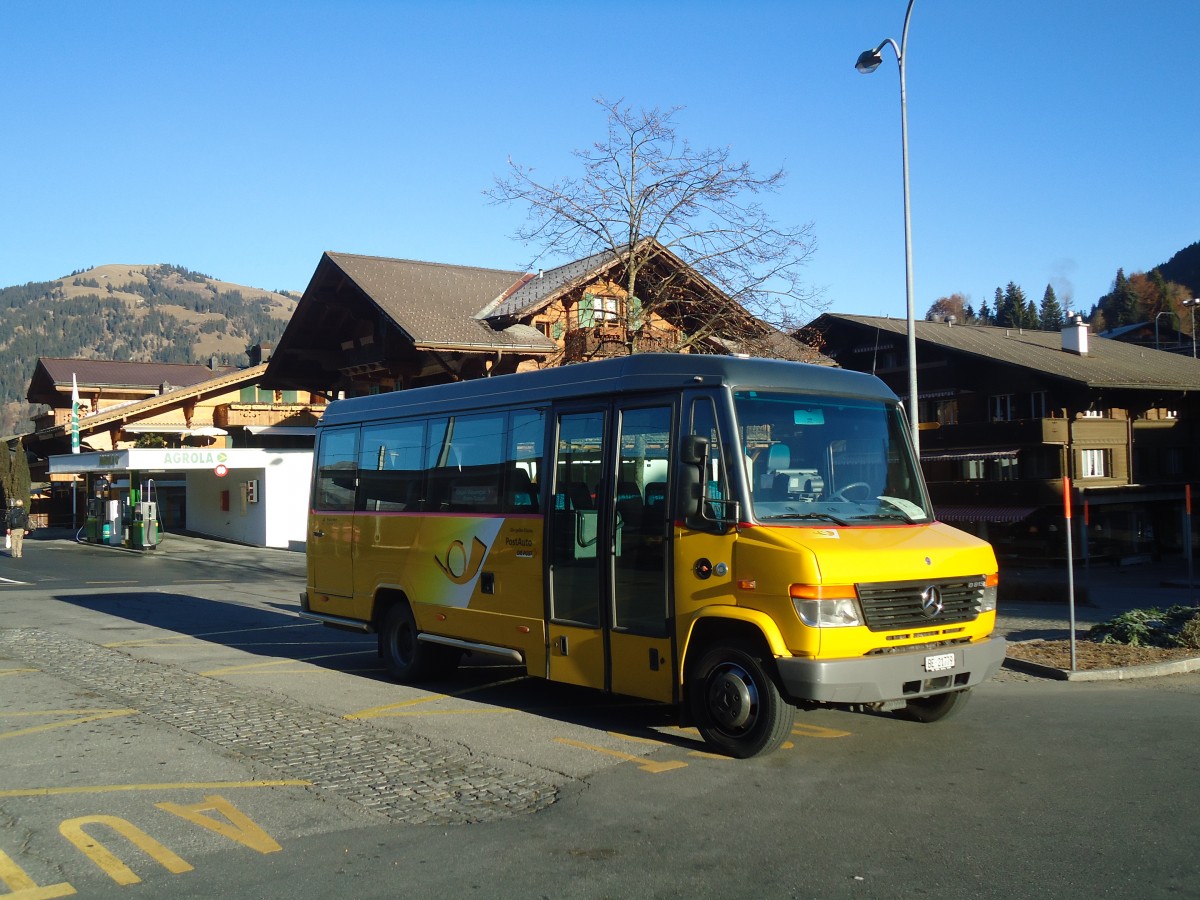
[775,636,1008,705]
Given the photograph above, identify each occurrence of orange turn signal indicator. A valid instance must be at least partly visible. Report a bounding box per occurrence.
[788,584,857,601]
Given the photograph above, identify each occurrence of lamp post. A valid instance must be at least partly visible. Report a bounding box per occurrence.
[1155,310,1173,351]
[1183,299,1200,358]
[857,0,919,455]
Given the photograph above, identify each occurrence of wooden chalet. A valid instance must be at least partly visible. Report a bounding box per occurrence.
[262,241,822,396]
[813,313,1200,563]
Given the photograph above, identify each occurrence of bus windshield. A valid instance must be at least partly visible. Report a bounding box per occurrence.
[733,390,930,525]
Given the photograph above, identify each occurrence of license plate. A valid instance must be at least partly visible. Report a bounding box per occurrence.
[924,652,956,672]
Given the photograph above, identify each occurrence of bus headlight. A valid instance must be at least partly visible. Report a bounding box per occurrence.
[980,573,999,612]
[792,596,862,628]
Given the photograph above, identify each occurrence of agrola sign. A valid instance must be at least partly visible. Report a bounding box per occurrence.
[161,450,229,467]
[48,447,309,477]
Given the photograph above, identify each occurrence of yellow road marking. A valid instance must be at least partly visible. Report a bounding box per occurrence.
[0,709,136,741]
[201,650,369,676]
[792,723,851,738]
[60,814,193,885]
[345,675,530,719]
[366,708,507,717]
[103,635,193,648]
[606,731,667,746]
[0,780,311,798]
[105,622,317,649]
[554,737,687,773]
[0,846,76,897]
[0,667,37,677]
[156,795,282,854]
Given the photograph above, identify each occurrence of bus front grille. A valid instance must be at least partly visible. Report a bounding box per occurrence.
[856,577,984,632]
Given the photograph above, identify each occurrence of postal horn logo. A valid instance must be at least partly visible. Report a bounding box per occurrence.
[435,537,488,585]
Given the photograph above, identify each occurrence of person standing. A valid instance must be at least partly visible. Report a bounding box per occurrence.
[6,499,29,558]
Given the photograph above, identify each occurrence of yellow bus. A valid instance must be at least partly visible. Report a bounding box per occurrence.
[302,354,1005,757]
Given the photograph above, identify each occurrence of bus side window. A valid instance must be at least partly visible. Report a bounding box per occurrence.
[358,420,426,511]
[314,427,359,511]
[507,409,544,513]
[688,398,731,528]
[427,411,510,515]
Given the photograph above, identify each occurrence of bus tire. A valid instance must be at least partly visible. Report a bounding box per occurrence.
[895,688,971,723]
[688,641,795,758]
[380,602,443,682]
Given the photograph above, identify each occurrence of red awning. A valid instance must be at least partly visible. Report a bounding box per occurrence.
[935,505,1038,524]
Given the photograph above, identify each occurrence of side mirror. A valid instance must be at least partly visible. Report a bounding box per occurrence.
[678,435,738,533]
[680,435,708,466]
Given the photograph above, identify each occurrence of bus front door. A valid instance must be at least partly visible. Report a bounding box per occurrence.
[547,403,675,704]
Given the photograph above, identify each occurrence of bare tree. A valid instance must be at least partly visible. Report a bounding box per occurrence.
[488,98,822,356]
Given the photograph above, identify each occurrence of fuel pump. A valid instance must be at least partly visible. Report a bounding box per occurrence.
[130,500,158,550]
[128,477,161,550]
[84,477,123,545]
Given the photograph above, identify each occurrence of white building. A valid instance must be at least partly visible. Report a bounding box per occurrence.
[49,447,313,550]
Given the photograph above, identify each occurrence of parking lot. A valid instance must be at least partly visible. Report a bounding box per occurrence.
[3,530,1200,898]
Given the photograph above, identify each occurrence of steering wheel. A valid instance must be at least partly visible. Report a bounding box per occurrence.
[830,482,872,503]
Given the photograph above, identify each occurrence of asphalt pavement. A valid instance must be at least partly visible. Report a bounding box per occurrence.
[11,524,1198,644]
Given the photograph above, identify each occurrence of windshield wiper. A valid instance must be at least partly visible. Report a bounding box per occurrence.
[762,512,852,527]
[852,510,917,524]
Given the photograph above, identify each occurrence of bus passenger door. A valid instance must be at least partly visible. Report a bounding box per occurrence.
[309,426,359,603]
[546,403,675,704]
[607,402,674,703]
[547,409,607,689]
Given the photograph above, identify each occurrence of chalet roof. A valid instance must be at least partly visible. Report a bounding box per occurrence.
[483,248,622,321]
[30,363,269,445]
[324,252,554,351]
[819,314,1200,390]
[710,330,834,365]
[28,358,228,403]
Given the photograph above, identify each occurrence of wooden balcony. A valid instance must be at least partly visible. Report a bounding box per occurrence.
[563,326,676,362]
[212,403,323,429]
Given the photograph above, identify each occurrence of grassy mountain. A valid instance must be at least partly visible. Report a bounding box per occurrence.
[0,263,298,436]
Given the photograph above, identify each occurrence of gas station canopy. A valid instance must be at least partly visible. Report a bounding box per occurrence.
[48,447,294,475]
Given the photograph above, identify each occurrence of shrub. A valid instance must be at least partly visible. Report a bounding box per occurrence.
[1181,614,1200,650]
[1090,606,1200,648]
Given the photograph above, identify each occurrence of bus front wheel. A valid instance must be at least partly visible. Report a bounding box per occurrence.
[380,603,459,682]
[688,642,795,758]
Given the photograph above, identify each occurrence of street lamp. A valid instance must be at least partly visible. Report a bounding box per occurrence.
[1183,298,1200,358]
[857,0,920,455]
[1155,310,1173,351]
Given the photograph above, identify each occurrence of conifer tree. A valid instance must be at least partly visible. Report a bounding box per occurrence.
[1040,284,1064,331]
[0,440,11,506]
[1024,297,1041,329]
[995,284,1020,328]
[10,439,29,507]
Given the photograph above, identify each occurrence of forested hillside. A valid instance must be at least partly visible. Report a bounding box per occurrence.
[1156,242,1199,299]
[0,264,297,435]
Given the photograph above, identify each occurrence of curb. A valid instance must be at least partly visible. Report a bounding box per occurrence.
[1003,654,1200,682]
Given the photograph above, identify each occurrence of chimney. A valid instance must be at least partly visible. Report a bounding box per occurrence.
[249,342,273,365]
[1062,316,1089,355]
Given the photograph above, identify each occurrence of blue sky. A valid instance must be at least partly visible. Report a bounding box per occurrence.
[2,0,1196,324]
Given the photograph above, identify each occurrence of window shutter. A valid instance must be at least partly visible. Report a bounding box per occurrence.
[578,294,596,328]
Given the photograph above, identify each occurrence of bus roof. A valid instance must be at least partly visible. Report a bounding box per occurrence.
[318,354,896,428]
